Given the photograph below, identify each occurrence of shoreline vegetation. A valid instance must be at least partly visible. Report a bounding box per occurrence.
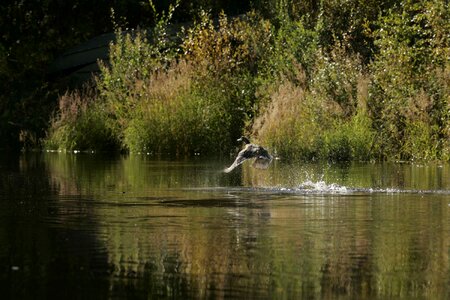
[3,1,449,161]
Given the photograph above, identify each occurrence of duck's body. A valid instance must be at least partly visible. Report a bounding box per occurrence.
[224,137,273,173]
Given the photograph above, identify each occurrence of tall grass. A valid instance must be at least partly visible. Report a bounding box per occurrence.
[45,85,117,151]
[122,60,248,155]
[253,54,376,161]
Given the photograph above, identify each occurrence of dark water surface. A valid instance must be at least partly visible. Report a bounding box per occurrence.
[0,153,449,299]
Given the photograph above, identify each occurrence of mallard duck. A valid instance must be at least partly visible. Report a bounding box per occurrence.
[224,136,273,173]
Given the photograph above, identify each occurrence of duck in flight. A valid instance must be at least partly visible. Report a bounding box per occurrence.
[224,136,273,173]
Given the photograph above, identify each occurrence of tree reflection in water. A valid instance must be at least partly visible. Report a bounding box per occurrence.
[0,153,448,299]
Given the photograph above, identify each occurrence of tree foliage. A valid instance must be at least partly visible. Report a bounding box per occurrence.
[1,0,449,160]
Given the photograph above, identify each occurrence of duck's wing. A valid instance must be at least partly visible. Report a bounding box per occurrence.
[252,156,272,169]
[224,145,259,173]
[251,147,273,170]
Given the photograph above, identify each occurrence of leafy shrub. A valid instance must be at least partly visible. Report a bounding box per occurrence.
[253,45,376,162]
[96,2,179,147]
[181,11,273,151]
[183,11,272,77]
[369,0,450,160]
[311,44,363,118]
[86,11,274,155]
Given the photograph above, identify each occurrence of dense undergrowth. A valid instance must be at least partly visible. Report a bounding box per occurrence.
[45,0,449,161]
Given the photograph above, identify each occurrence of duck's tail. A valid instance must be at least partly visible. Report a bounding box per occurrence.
[223,163,238,173]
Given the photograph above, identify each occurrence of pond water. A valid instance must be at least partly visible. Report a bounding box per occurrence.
[0,153,449,299]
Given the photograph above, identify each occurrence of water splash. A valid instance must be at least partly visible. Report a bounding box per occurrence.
[297,180,349,194]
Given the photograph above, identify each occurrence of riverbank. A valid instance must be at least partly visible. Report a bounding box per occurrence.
[9,1,450,161]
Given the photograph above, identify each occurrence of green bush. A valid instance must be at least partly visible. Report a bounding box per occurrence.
[369,0,450,160]
[321,112,376,161]
[95,2,179,148]
[121,62,208,154]
[95,11,272,155]
[261,17,318,84]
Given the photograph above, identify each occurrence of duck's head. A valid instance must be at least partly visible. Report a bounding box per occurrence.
[237,136,251,144]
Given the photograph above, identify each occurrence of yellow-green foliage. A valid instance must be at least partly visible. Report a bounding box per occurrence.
[178,11,274,153]
[182,11,272,77]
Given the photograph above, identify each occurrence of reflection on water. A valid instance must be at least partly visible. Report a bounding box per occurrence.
[0,153,449,299]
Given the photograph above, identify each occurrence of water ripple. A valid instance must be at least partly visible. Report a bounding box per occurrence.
[184,182,450,196]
